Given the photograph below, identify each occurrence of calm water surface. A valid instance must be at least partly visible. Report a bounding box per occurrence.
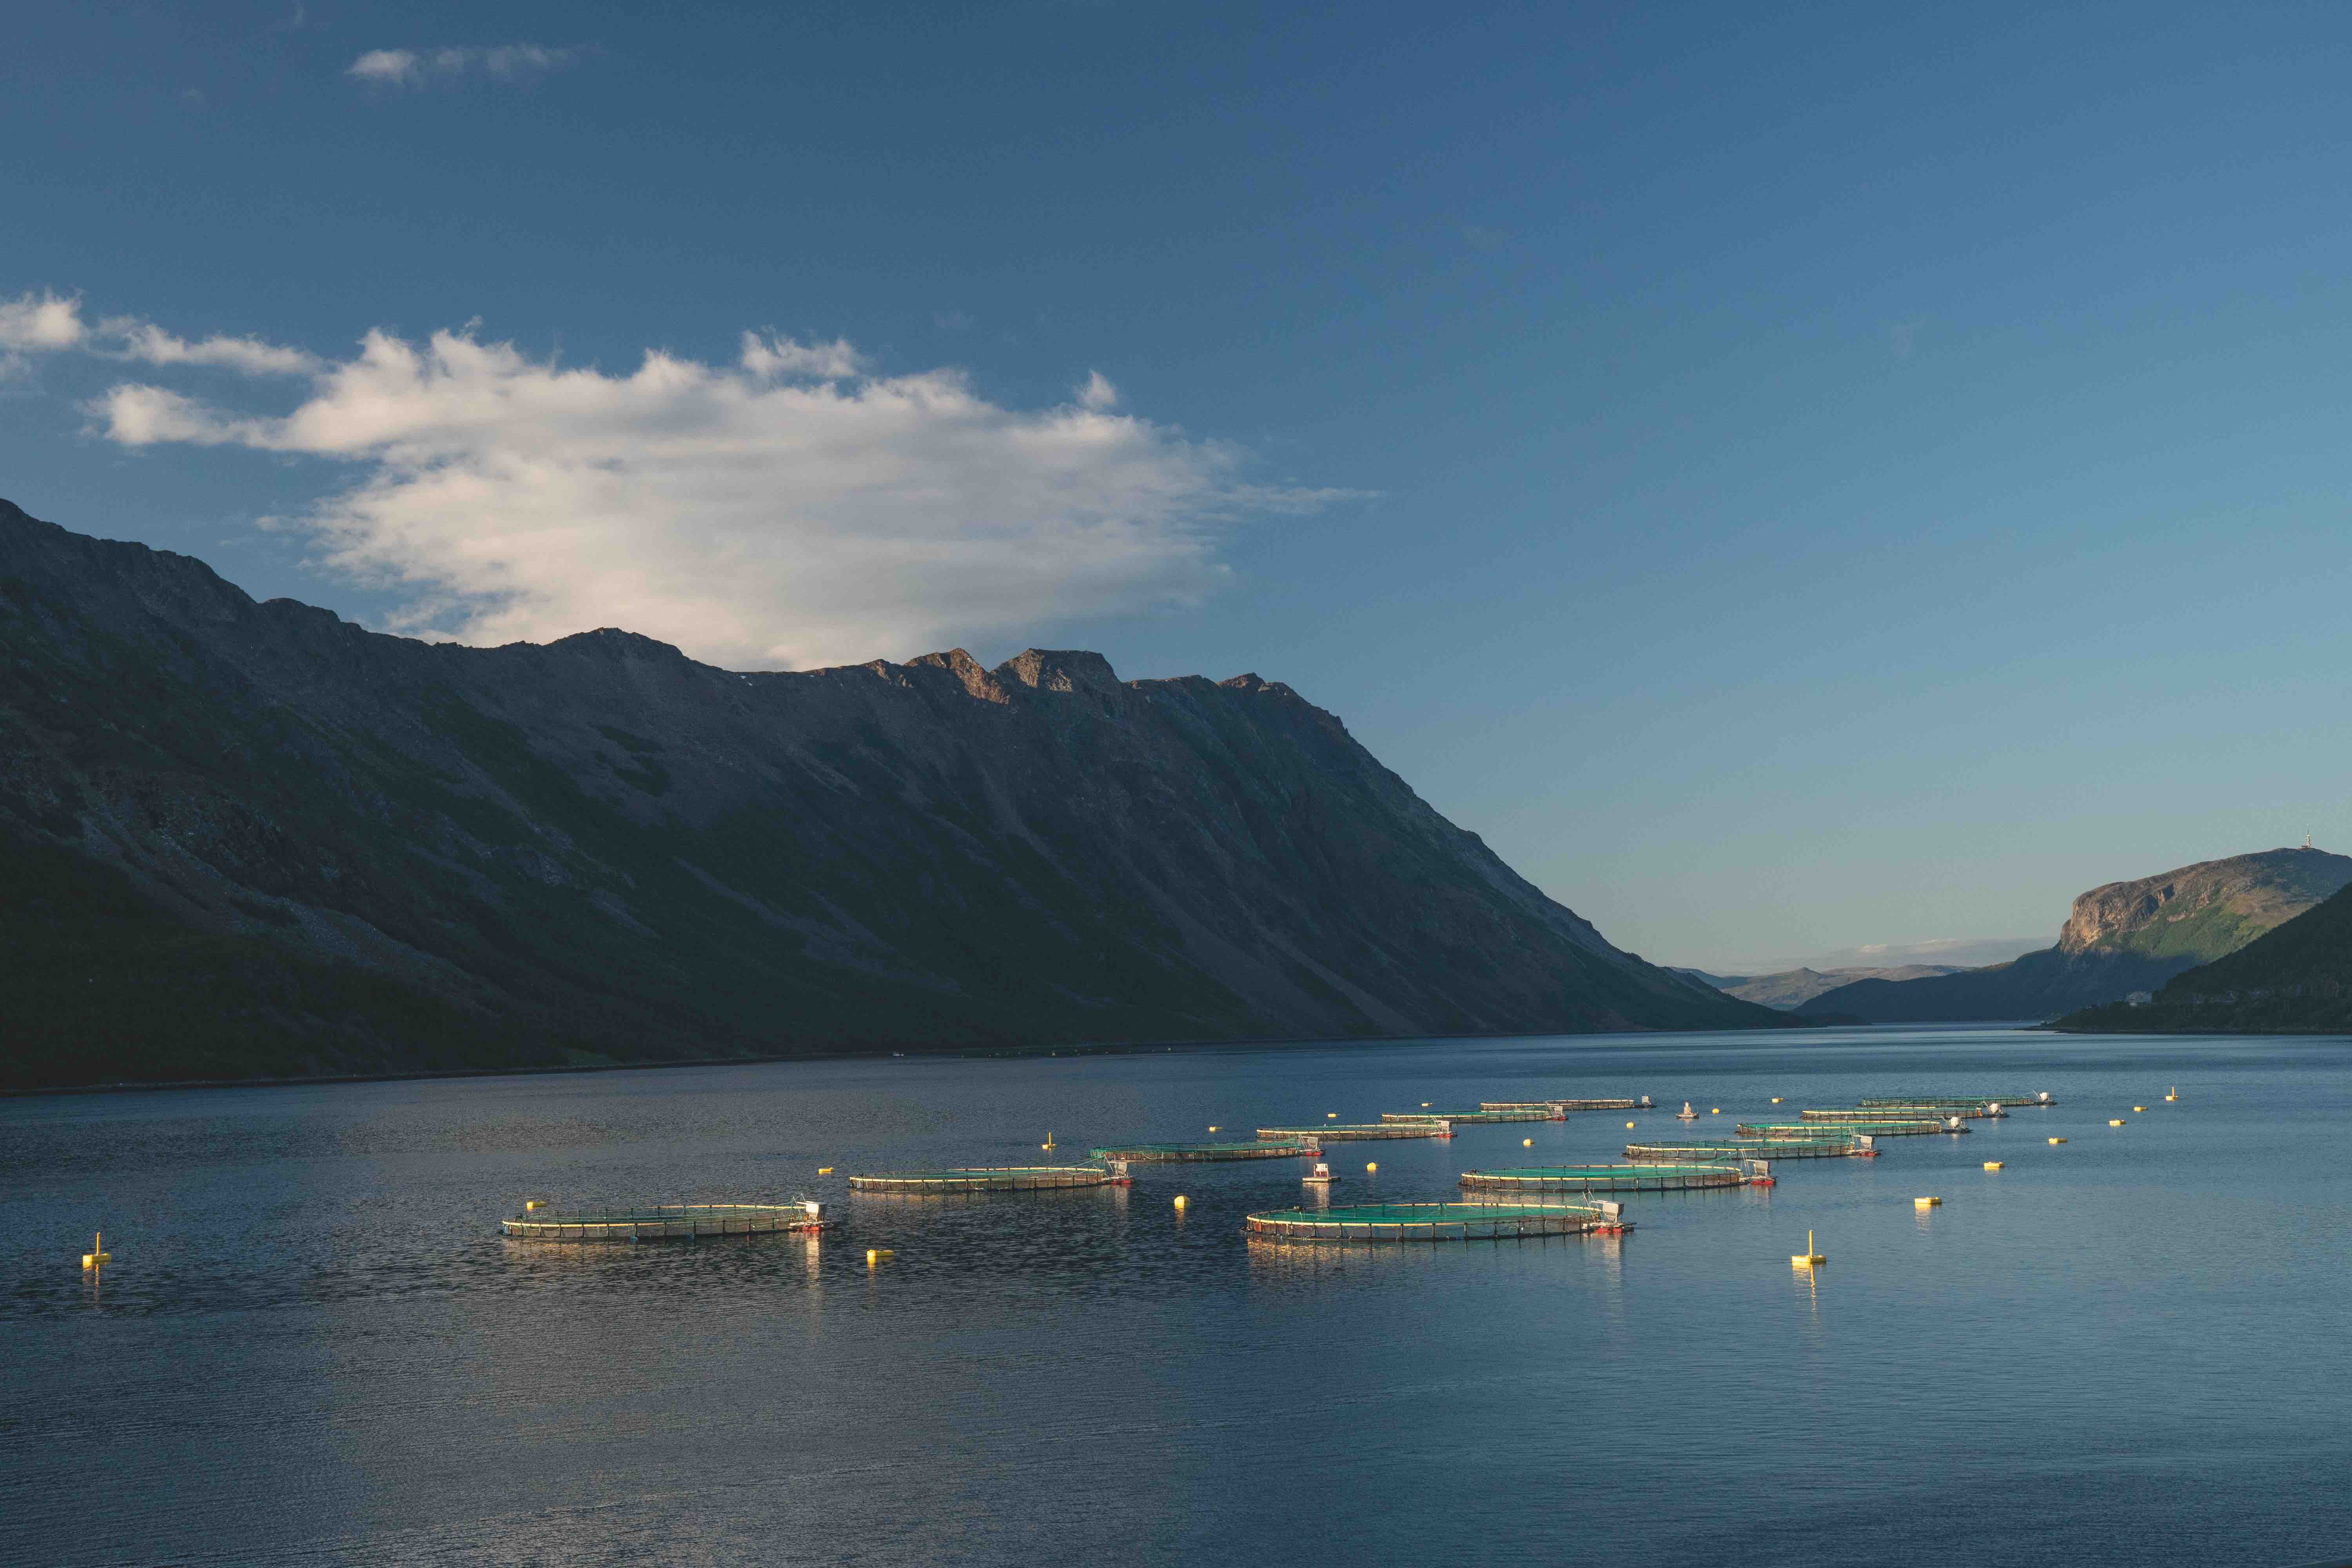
[5,1025,2349,1566]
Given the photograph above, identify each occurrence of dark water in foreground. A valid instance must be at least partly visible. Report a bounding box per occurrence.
[5,1025,2350,1567]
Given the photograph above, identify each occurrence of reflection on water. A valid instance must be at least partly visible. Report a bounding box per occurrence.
[7,1025,2352,1567]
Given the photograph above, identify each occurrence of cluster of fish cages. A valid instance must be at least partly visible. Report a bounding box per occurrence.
[1087,1141,1318,1163]
[1625,1138,1863,1161]
[501,1203,834,1241]
[1738,1119,1963,1138]
[1458,1163,1749,1194]
[1258,1123,1454,1141]
[849,1166,1118,1194]
[1382,1108,1561,1124]
[1244,1201,1622,1243]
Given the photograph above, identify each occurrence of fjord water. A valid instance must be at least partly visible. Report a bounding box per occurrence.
[6,1027,2349,1568]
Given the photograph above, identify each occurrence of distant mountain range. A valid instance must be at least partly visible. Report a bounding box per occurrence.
[0,498,1784,1090]
[1674,964,1972,1010]
[1791,848,2352,1022]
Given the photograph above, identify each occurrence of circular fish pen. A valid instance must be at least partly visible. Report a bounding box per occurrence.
[501,1203,834,1241]
[1459,1163,1748,1194]
[1089,1141,1319,1163]
[1739,1120,1963,1138]
[1626,1139,1858,1161]
[849,1166,1116,1194]
[1244,1201,1621,1243]
[1383,1108,1561,1124]
[1258,1123,1454,1141]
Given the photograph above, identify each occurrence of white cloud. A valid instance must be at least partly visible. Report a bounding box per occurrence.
[1076,370,1119,411]
[107,320,322,376]
[0,290,89,352]
[348,44,582,87]
[89,320,1354,669]
[0,292,323,380]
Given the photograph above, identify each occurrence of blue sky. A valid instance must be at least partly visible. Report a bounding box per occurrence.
[7,1,2352,970]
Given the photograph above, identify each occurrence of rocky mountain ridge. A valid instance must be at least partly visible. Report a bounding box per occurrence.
[0,497,1782,1089]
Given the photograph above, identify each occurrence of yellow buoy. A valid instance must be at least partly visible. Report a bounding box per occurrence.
[80,1231,111,1270]
[2049,1136,2067,1144]
[1366,1161,1378,1172]
[2109,1119,2125,1127]
[866,1248,893,1265]
[1327,1111,1338,1118]
[1791,1229,1826,1268]
[1984,1161,2004,1171]
[524,1199,546,1210]
[817,1167,833,1175]
[1914,1196,1941,1207]
[1771,1096,1782,1103]
[2166,1087,2177,1101]
[1042,1131,1055,1150]
[1207,1125,1218,1132]
[2133,1106,2145,1113]
[1173,1195,1188,1210]
[1421,1102,1431,1108]
[1523,1137,1534,1147]
[1711,1107,1720,1114]
[1625,1120,1636,1129]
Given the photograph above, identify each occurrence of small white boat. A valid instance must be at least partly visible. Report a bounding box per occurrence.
[1302,1162,1339,1185]
[1676,1101,1699,1120]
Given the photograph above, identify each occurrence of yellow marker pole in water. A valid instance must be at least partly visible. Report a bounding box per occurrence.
[1791,1230,1826,1268]
[80,1231,110,1269]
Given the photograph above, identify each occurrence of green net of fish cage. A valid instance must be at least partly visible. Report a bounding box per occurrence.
[1087,1141,1318,1162]
[1625,1139,1857,1160]
[848,1166,1114,1193]
[500,1203,829,1241]
[1458,1163,1747,1192]
[1258,1123,1454,1140]
[1738,1120,1961,1137]
[1243,1201,1620,1243]
[1383,1109,1559,1123]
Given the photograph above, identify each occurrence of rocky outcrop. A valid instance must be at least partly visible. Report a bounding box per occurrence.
[1807,848,2352,1023]
[0,497,1782,1088]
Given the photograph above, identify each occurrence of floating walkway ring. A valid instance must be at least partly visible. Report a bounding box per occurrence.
[500,1203,833,1241]
[849,1166,1116,1194]
[1459,1163,1749,1193]
[1244,1201,1621,1243]
[1088,1142,1319,1163]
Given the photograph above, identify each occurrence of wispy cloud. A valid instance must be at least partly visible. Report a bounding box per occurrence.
[65,304,1356,668]
[0,292,322,380]
[347,44,583,88]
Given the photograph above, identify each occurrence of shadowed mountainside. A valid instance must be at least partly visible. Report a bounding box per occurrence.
[0,498,1783,1089]
[1806,848,2352,1023]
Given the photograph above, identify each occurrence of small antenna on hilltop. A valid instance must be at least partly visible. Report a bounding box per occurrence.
[2305,833,2314,850]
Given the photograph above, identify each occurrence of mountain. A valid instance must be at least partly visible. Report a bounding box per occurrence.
[1688,964,1972,1011]
[0,498,1783,1089]
[2054,876,2352,1033]
[1804,848,2352,1022]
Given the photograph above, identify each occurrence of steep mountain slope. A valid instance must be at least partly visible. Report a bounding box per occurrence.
[1806,848,2352,1022]
[1691,964,1971,1010]
[0,498,1781,1089]
[2055,879,2352,1033]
